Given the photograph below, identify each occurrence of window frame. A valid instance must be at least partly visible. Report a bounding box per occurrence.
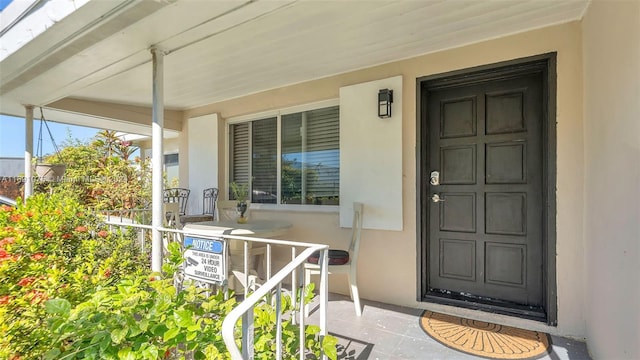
[226,99,340,213]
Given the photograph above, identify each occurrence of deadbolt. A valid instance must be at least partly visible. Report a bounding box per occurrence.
[430,171,440,186]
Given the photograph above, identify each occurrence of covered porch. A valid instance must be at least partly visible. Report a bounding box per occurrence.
[308,292,591,360]
[1,0,638,358]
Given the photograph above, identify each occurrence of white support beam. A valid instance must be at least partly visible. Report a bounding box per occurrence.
[24,105,33,201]
[151,47,164,273]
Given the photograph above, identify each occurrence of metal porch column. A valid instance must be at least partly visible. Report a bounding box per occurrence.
[24,105,34,201]
[151,47,165,273]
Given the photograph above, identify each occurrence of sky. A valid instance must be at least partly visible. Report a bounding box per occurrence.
[0,114,100,158]
[0,0,11,11]
[0,0,99,158]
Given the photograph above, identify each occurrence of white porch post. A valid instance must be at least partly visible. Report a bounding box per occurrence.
[24,105,34,201]
[151,47,165,273]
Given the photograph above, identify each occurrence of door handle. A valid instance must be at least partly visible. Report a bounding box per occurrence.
[431,194,445,203]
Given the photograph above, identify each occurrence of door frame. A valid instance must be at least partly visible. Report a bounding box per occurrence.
[415,53,557,325]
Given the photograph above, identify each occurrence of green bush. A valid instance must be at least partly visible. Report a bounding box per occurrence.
[37,130,152,211]
[45,243,337,360]
[1,194,337,359]
[44,242,231,360]
[0,193,148,359]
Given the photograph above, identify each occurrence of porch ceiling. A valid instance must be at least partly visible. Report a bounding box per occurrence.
[0,0,588,133]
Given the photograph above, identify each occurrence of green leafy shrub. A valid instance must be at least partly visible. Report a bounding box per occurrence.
[46,242,337,360]
[250,284,338,360]
[38,130,152,211]
[0,193,148,359]
[1,194,337,359]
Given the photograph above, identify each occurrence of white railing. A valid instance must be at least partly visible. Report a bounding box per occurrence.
[103,209,152,251]
[103,217,330,360]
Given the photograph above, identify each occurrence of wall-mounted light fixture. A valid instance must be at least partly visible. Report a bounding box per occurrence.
[378,89,393,118]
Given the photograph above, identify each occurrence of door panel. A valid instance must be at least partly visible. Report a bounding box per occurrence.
[426,73,543,308]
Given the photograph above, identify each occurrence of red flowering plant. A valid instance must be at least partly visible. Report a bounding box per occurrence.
[0,193,148,359]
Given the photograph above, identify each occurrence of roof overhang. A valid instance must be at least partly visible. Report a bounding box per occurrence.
[0,0,589,134]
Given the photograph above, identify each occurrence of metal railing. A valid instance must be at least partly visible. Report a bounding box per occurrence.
[102,209,152,251]
[103,216,330,360]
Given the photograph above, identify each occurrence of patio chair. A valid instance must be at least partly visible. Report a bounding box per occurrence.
[163,202,182,228]
[162,202,182,255]
[203,187,219,216]
[163,187,190,216]
[304,202,364,316]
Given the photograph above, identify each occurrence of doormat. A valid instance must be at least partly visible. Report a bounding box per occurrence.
[419,311,550,359]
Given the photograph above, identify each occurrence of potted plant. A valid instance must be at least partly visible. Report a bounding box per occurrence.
[35,163,66,182]
[229,182,249,223]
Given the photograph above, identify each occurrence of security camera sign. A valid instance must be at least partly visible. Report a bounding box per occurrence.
[183,236,225,284]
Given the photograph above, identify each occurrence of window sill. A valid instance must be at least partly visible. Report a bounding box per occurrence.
[250,203,339,213]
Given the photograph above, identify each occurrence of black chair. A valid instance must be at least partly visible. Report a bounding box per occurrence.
[203,187,219,216]
[163,188,190,216]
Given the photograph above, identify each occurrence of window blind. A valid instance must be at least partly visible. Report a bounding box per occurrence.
[229,123,249,199]
[281,106,339,204]
[229,105,339,205]
[251,118,277,203]
[305,106,339,201]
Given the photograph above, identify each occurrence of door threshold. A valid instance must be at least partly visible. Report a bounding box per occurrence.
[423,290,547,323]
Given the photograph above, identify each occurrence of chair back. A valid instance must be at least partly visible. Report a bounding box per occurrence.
[216,200,252,221]
[163,188,190,216]
[163,202,182,228]
[203,188,219,215]
[348,202,364,265]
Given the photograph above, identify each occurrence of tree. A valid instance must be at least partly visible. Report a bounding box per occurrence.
[37,130,151,211]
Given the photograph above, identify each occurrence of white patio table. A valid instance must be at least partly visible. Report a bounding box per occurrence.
[182,219,292,238]
[182,219,293,292]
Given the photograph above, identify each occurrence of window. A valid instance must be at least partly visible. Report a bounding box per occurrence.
[229,104,339,206]
[164,153,179,184]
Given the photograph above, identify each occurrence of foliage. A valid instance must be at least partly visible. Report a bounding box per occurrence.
[37,130,152,211]
[251,283,338,360]
[46,243,338,360]
[229,182,249,202]
[1,193,337,360]
[280,158,319,204]
[45,255,235,359]
[0,193,148,359]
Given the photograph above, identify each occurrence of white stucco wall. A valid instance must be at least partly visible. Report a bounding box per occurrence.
[582,0,640,358]
[340,76,403,230]
[183,113,222,215]
[185,22,587,338]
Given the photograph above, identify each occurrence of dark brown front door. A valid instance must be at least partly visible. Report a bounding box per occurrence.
[421,66,547,318]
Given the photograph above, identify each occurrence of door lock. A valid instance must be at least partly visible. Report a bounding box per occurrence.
[431,194,445,203]
[430,171,440,186]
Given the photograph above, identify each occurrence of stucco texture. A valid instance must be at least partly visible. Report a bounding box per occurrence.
[185,22,587,338]
[582,0,640,358]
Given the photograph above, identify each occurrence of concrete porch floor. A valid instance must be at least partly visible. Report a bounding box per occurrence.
[306,293,592,360]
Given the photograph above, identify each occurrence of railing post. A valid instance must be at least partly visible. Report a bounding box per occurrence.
[319,248,329,360]
[291,247,297,325]
[244,240,249,294]
[276,283,283,360]
[266,244,272,280]
[241,307,254,359]
[298,264,305,360]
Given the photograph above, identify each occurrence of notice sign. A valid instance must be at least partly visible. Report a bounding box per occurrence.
[183,236,226,284]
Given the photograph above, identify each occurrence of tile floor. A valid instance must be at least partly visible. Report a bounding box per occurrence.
[306,293,592,360]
